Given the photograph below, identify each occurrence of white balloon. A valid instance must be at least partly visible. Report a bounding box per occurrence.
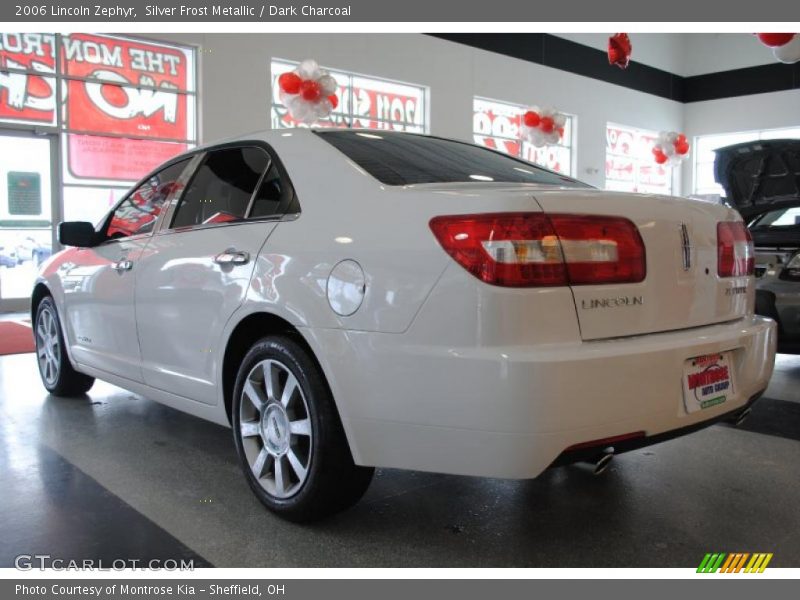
[297,59,320,80]
[553,113,567,128]
[667,131,679,143]
[318,74,338,95]
[773,35,800,63]
[539,106,556,119]
[662,143,676,157]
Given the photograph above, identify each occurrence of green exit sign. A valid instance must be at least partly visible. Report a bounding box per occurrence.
[8,172,42,216]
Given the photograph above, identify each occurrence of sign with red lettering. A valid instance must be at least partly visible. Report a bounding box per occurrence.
[606,125,671,194]
[0,33,57,125]
[0,33,195,181]
[270,60,425,132]
[682,352,735,413]
[472,98,572,175]
[63,33,190,139]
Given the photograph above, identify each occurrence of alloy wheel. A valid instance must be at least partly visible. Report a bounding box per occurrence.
[36,307,61,386]
[239,359,313,499]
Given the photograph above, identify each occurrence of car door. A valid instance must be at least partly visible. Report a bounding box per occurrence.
[62,157,194,381]
[134,144,294,404]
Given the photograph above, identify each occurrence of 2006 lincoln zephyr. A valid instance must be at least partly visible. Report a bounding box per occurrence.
[32,130,777,521]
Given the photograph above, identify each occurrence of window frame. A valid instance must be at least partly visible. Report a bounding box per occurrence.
[0,32,200,238]
[605,122,675,195]
[692,126,800,197]
[270,58,430,133]
[471,96,577,178]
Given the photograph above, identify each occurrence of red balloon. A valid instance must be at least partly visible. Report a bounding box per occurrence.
[675,140,690,155]
[328,94,338,109]
[523,111,540,127]
[608,33,632,69]
[278,72,302,94]
[676,133,687,144]
[300,79,322,102]
[653,150,668,164]
[756,33,796,47]
[539,117,555,133]
[557,126,565,138]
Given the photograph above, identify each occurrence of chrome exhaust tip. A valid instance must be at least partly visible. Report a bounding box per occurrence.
[735,407,752,427]
[593,452,614,476]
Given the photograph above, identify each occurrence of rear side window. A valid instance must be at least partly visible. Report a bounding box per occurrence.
[171,147,270,229]
[250,164,292,219]
[316,131,590,187]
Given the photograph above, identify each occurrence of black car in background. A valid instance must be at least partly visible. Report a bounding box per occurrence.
[715,139,800,353]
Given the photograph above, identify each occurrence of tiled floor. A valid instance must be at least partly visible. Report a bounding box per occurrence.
[0,349,798,567]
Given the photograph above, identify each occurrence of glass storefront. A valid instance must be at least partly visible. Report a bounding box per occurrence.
[0,32,197,309]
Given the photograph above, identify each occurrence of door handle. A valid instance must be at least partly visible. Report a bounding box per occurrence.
[214,248,250,266]
[111,259,133,272]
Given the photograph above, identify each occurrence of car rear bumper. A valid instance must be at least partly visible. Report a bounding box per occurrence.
[307,315,777,479]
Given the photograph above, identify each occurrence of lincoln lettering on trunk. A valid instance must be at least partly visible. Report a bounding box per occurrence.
[581,296,644,309]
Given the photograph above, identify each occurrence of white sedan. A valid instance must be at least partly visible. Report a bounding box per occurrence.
[33,130,777,521]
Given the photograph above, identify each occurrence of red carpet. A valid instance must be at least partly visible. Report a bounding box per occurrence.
[0,321,36,355]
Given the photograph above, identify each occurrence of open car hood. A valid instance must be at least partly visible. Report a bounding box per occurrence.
[714,139,800,219]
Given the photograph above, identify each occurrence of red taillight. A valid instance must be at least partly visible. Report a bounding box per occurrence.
[429,212,646,288]
[717,221,754,277]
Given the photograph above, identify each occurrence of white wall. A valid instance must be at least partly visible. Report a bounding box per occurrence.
[681,34,776,77]
[156,32,684,189]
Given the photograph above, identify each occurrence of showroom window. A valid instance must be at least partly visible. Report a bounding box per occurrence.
[472,97,576,177]
[270,59,428,132]
[605,123,673,194]
[0,33,198,226]
[693,126,800,196]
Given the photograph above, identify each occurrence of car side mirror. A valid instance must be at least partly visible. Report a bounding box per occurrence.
[58,221,98,248]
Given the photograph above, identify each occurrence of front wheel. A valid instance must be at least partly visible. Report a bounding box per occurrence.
[35,296,95,396]
[232,335,374,522]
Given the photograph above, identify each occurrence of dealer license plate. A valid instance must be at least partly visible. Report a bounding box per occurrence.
[682,352,735,414]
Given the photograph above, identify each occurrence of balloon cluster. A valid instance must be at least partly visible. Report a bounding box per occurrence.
[756,33,800,64]
[521,107,566,148]
[277,59,339,125]
[608,33,632,69]
[652,132,690,166]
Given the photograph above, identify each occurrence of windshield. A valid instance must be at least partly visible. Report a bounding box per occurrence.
[750,206,800,229]
[316,131,591,188]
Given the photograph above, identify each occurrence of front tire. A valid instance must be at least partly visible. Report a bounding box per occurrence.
[35,296,95,396]
[232,335,373,522]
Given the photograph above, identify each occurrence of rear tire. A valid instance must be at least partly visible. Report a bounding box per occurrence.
[35,296,95,396]
[232,335,374,522]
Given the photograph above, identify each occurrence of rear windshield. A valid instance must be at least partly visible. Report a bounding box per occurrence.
[316,131,590,188]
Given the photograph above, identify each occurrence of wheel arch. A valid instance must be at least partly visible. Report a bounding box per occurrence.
[221,312,335,427]
[31,282,51,322]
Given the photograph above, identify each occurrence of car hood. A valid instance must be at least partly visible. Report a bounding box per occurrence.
[714,138,800,219]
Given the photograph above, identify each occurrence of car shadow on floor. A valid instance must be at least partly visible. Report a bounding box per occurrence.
[26,389,800,568]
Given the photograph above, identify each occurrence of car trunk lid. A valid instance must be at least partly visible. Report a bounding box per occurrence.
[533,189,753,341]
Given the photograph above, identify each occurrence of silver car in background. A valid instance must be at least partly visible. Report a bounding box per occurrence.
[715,139,800,353]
